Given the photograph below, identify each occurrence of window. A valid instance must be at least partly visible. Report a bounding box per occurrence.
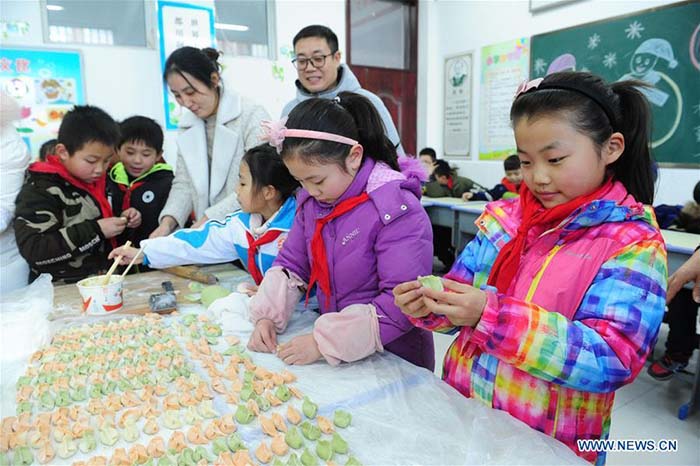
[213,0,275,59]
[43,0,148,47]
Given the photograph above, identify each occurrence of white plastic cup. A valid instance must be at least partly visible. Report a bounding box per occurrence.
[76,275,124,315]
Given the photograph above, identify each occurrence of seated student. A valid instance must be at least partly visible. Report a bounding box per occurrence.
[648,180,700,380]
[424,160,474,198]
[14,105,141,284]
[109,144,299,288]
[107,116,174,249]
[418,147,437,180]
[463,154,522,201]
[38,139,57,162]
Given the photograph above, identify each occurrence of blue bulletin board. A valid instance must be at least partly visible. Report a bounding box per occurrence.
[157,1,216,130]
[0,47,85,157]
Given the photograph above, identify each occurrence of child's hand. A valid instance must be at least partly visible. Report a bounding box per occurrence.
[97,217,127,239]
[277,334,322,365]
[122,208,142,228]
[393,280,430,318]
[462,192,474,201]
[419,278,487,327]
[248,319,277,353]
[108,245,142,265]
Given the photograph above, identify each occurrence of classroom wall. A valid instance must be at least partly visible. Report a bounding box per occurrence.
[0,0,346,163]
[417,0,698,205]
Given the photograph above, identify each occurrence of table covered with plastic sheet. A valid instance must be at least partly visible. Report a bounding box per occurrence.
[0,272,586,465]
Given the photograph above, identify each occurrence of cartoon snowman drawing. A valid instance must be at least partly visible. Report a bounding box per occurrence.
[620,38,677,107]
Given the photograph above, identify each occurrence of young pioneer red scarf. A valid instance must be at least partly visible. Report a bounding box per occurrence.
[501,177,520,193]
[29,155,116,247]
[487,178,614,294]
[117,181,145,212]
[307,192,371,306]
[245,229,283,285]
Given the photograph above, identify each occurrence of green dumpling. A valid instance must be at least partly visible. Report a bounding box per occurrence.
[300,448,318,466]
[302,397,317,419]
[235,405,254,424]
[418,275,444,291]
[315,440,333,461]
[300,421,321,441]
[285,426,304,449]
[227,433,246,452]
[331,432,348,454]
[333,410,352,428]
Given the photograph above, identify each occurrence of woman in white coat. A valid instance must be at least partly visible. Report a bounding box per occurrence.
[151,47,270,238]
[0,90,30,294]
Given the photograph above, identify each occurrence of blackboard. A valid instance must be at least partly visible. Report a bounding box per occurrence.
[531,1,700,167]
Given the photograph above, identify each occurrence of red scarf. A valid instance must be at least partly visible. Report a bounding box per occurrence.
[487,179,614,294]
[307,192,370,306]
[501,177,520,193]
[117,181,145,211]
[245,229,283,285]
[447,176,454,190]
[29,155,116,247]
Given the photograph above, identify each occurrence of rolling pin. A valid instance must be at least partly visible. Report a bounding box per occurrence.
[162,266,218,284]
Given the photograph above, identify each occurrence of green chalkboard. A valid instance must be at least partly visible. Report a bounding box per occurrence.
[531,1,700,167]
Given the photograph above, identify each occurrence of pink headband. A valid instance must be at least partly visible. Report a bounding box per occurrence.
[514,78,544,99]
[260,117,359,154]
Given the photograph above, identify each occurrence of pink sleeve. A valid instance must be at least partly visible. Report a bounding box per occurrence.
[248,266,305,333]
[312,304,384,366]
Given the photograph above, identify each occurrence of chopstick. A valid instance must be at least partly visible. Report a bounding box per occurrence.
[102,240,132,285]
[120,248,143,277]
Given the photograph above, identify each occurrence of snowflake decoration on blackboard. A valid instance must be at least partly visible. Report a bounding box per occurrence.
[693,102,700,116]
[625,21,644,40]
[587,33,601,50]
[534,58,547,75]
[603,52,617,69]
[695,125,700,143]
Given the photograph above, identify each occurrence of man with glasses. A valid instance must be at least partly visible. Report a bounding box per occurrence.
[282,25,403,154]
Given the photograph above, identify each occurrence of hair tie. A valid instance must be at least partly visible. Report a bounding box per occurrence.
[260,118,358,154]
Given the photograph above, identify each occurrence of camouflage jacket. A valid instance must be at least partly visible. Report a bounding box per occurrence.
[14,170,110,283]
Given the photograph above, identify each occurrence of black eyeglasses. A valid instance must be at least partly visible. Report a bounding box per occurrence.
[291,52,336,71]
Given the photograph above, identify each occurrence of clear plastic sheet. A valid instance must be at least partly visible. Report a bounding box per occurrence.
[0,274,54,418]
[0,277,586,465]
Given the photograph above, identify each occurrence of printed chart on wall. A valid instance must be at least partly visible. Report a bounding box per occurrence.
[531,1,700,167]
[0,47,84,157]
[157,0,215,130]
[479,38,530,160]
[444,52,473,157]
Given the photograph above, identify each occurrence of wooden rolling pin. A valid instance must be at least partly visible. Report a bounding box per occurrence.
[162,266,218,284]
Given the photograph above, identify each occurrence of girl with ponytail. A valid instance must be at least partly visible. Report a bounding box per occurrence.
[394,71,667,464]
[247,91,435,371]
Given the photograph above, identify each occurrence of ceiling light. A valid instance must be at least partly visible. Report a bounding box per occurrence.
[46,4,64,11]
[215,23,249,32]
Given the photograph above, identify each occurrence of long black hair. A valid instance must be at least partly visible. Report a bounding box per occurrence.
[511,71,655,204]
[163,46,221,91]
[242,144,299,201]
[282,92,399,172]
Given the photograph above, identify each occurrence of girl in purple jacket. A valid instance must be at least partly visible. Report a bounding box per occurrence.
[247,92,435,370]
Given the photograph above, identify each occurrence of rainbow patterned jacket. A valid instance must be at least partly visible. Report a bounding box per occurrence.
[411,182,667,465]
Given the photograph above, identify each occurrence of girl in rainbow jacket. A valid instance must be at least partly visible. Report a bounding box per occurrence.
[394,71,667,465]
